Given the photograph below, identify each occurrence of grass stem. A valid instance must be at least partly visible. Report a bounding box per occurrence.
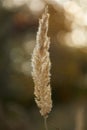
[44,116,48,130]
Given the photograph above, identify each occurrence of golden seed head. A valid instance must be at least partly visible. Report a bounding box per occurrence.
[31,6,52,117]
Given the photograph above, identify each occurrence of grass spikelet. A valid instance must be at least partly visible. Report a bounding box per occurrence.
[31,6,52,119]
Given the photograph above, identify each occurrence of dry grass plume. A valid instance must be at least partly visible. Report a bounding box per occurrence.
[31,6,52,119]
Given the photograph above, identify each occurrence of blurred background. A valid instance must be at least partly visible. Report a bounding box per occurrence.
[0,0,87,130]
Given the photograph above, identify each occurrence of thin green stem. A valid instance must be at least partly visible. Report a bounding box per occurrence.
[44,116,48,130]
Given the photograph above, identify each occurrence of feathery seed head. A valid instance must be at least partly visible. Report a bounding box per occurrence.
[31,6,52,117]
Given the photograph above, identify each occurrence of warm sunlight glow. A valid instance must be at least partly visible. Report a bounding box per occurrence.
[71,28,87,47]
[29,0,45,14]
[64,1,81,15]
[62,1,87,48]
[64,28,87,48]
[80,0,87,9]
[2,0,28,8]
